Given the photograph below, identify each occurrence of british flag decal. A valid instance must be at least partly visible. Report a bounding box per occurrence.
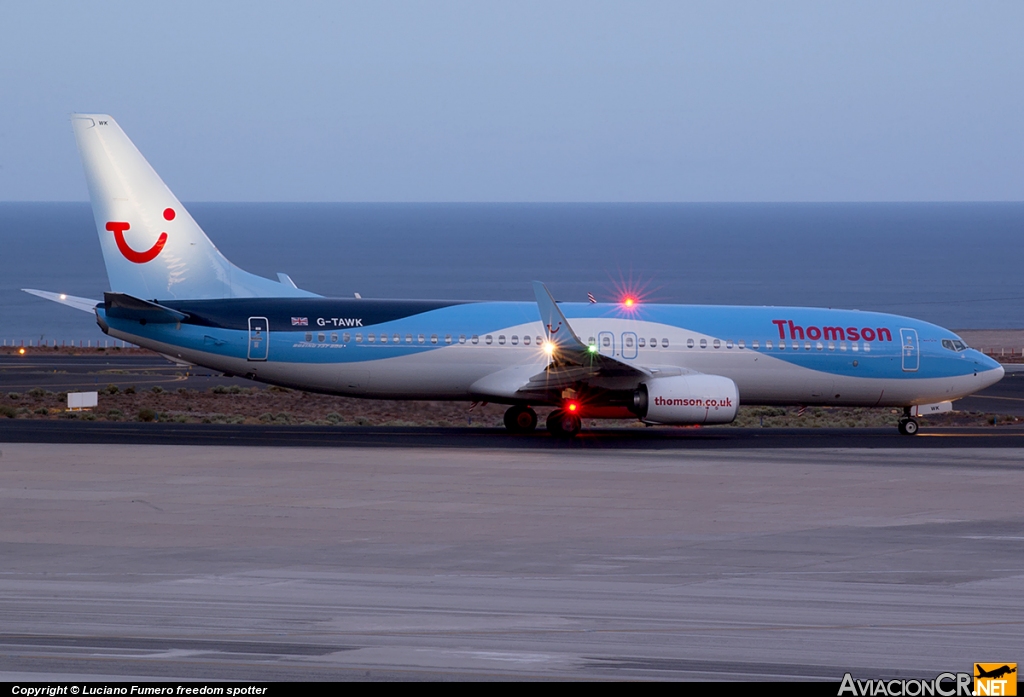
[291,317,308,326]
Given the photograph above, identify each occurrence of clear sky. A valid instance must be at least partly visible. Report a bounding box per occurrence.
[1,1,1022,202]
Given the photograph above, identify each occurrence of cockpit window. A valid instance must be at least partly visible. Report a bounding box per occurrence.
[942,339,968,352]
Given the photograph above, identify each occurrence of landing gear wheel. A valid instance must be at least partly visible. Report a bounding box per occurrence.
[503,406,538,434]
[897,418,919,436]
[546,409,582,438]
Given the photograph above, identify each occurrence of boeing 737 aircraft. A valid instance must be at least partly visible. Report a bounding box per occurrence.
[25,114,1004,437]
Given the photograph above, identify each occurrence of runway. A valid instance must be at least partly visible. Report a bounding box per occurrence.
[0,443,1021,681]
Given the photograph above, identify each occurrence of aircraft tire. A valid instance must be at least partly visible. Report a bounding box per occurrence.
[504,406,538,434]
[902,418,919,435]
[546,409,582,438]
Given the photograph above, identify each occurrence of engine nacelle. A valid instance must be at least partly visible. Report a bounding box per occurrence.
[633,374,739,425]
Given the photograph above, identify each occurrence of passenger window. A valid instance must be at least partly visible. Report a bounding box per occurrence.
[536,336,543,345]
[726,340,733,349]
[380,334,387,344]
[523,336,531,345]
[367,334,375,343]
[851,343,859,352]
[827,342,835,351]
[305,332,312,342]
[816,342,823,351]
[839,342,847,352]
[699,339,707,349]
[405,334,412,343]
[649,337,657,347]
[686,338,693,348]
[331,333,338,343]
[625,336,634,348]
[355,333,362,343]
[863,344,871,353]
[485,335,493,345]
[317,333,325,342]
[752,340,759,349]
[602,336,611,347]
[430,334,438,344]
[498,335,506,345]
[445,334,452,344]
[662,338,669,348]
[765,340,772,349]
[459,335,466,344]
[639,338,646,348]
[343,333,351,343]
[588,337,596,345]
[804,342,811,351]
[511,335,519,345]
[471,335,479,344]
[713,339,721,349]
[393,333,400,343]
[738,340,745,349]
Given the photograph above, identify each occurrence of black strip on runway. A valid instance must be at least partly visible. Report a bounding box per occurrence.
[2,420,1023,449]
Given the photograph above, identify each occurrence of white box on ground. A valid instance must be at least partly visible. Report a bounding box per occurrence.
[67,391,98,410]
[912,401,954,417]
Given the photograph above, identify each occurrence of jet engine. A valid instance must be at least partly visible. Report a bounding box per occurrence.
[633,374,739,425]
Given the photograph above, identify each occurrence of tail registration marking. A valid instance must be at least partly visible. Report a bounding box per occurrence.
[105,220,168,264]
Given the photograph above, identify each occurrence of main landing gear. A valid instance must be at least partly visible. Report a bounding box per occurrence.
[897,407,919,436]
[546,408,582,438]
[503,405,538,434]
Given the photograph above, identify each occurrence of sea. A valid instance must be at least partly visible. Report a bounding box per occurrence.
[1,202,1023,344]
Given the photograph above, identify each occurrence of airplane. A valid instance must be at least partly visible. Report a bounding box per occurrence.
[24,114,1005,437]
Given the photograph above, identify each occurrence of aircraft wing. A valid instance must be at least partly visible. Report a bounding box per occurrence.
[22,289,101,314]
[471,283,650,402]
[532,281,650,381]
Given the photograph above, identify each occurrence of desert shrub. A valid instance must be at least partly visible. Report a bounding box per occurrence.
[151,386,164,394]
[0,405,16,418]
[210,385,228,394]
[124,386,136,395]
[325,412,342,424]
[105,384,119,395]
[177,387,188,395]
[258,413,274,423]
[34,407,49,415]
[27,388,46,398]
[138,408,157,422]
[267,385,291,393]
[7,392,20,400]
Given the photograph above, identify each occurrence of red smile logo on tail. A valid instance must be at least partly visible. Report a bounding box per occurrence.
[105,208,174,264]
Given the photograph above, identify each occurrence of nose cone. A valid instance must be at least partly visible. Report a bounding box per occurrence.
[971,351,1004,389]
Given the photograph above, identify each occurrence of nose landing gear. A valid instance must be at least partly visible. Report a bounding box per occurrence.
[897,407,919,436]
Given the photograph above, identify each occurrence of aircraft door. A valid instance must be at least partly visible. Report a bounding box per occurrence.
[900,328,919,372]
[621,332,638,359]
[248,316,269,361]
[598,331,615,357]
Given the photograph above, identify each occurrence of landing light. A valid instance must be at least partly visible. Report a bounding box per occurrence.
[59,294,67,300]
[542,341,556,356]
[18,348,25,355]
[623,297,635,307]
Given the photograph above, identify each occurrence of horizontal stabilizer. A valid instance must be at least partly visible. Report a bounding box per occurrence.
[22,289,100,314]
[104,292,188,324]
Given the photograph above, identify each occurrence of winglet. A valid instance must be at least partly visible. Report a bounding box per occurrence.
[532,281,588,351]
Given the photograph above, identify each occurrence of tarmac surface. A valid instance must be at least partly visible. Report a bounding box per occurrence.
[1,354,1023,681]
[0,443,1022,681]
